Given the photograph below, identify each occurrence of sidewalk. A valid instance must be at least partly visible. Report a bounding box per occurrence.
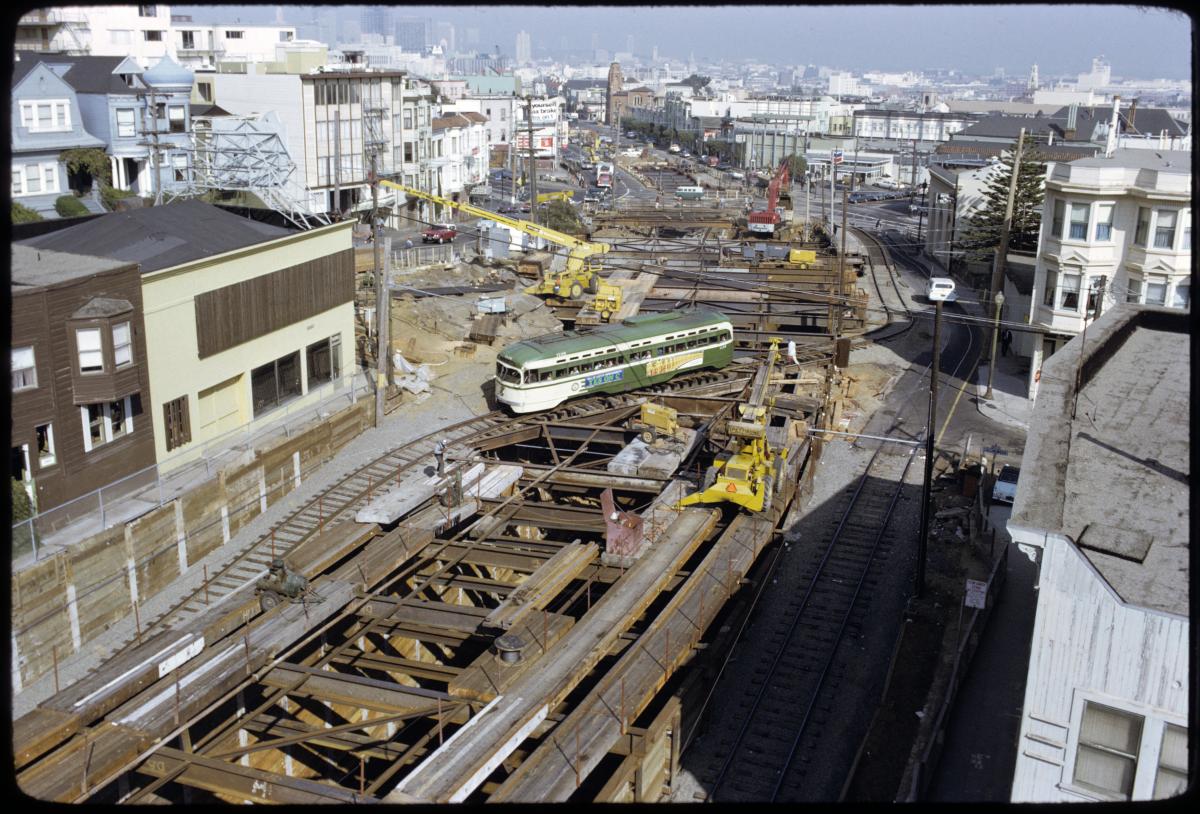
[974,354,1031,431]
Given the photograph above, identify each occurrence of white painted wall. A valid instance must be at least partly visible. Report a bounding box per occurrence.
[1010,535,1188,802]
[141,221,356,470]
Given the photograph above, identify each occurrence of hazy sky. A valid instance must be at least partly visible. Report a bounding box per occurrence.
[177,4,1193,79]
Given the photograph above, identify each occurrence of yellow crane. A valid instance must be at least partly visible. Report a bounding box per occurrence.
[678,338,787,513]
[536,190,575,205]
[380,179,610,301]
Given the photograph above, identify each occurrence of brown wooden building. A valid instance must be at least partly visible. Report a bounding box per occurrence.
[10,245,156,512]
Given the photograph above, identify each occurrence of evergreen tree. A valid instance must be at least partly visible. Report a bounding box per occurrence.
[959,144,1047,262]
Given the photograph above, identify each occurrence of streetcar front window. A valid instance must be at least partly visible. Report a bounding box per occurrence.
[496,362,522,385]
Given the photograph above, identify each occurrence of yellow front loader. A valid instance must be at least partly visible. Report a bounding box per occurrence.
[678,339,787,513]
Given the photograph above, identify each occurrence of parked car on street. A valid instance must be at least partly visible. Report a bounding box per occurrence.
[421,223,456,243]
[992,465,1020,504]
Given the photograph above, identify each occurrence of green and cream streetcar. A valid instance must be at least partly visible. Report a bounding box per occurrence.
[495,308,734,413]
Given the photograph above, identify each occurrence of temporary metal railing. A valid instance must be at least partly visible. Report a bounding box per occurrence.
[11,371,372,563]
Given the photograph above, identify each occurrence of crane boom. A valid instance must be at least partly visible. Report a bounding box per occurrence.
[379,179,609,274]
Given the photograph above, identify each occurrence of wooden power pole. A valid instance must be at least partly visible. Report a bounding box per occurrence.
[989,127,1026,302]
[526,97,538,226]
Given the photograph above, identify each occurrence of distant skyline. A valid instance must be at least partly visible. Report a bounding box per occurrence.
[175,4,1192,80]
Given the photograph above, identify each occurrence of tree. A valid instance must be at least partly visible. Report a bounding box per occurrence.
[959,145,1047,262]
[785,154,808,178]
[60,147,112,187]
[679,74,711,92]
[544,199,584,235]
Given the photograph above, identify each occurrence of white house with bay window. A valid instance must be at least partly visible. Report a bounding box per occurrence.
[1026,149,1190,401]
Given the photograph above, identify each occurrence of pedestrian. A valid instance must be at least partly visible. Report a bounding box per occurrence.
[1001,329,1013,357]
[876,219,882,229]
[787,339,798,365]
[404,238,414,250]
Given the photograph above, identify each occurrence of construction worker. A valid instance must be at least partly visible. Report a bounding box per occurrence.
[787,339,798,365]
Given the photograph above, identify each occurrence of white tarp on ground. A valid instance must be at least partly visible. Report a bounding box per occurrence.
[393,351,433,393]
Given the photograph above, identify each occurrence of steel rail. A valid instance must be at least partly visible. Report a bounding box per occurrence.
[707,441,916,801]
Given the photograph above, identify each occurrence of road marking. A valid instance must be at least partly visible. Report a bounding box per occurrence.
[936,318,979,447]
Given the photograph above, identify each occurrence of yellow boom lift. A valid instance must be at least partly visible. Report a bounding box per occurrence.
[381,180,611,303]
[678,338,787,513]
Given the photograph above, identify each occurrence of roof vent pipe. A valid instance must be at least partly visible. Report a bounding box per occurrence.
[1104,96,1121,158]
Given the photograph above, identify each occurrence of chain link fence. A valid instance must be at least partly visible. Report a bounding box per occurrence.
[11,371,372,564]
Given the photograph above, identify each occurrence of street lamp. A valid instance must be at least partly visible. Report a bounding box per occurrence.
[984,291,1005,400]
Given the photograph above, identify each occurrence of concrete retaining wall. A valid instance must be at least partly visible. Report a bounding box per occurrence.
[10,397,374,693]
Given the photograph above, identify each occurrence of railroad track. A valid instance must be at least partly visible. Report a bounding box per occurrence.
[855,226,914,344]
[698,441,918,802]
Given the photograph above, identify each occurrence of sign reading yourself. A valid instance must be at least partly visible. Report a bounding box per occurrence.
[646,351,702,378]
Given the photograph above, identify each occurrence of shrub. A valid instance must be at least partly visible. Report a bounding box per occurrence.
[55,194,90,218]
[100,184,135,211]
[11,479,34,523]
[12,202,43,224]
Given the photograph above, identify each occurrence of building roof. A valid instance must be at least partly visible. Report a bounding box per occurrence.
[189,103,233,118]
[143,54,193,87]
[432,112,484,131]
[18,200,296,275]
[937,139,1098,162]
[10,244,135,290]
[1049,105,1187,138]
[1009,305,1189,617]
[12,53,137,95]
[1065,148,1191,172]
[955,114,1057,140]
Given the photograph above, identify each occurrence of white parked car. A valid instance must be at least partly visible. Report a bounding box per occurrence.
[927,277,957,303]
[992,465,1020,504]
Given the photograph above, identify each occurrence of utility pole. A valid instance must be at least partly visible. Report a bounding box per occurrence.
[989,127,1026,303]
[909,138,918,204]
[916,299,943,598]
[983,291,1005,400]
[333,109,342,217]
[839,184,849,337]
[526,96,538,225]
[371,151,387,428]
[1071,276,1105,420]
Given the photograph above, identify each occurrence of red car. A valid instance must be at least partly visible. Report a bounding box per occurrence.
[421,223,456,243]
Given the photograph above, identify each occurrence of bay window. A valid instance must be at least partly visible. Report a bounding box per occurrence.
[1134,207,1150,246]
[20,100,70,132]
[76,328,103,372]
[1145,275,1168,306]
[1171,278,1190,310]
[1068,203,1090,240]
[112,322,132,366]
[1042,269,1058,308]
[1060,272,1082,311]
[1125,276,1142,304]
[1094,203,1114,241]
[1153,209,1177,249]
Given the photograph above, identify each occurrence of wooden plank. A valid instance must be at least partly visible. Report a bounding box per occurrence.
[137,746,378,805]
[356,595,491,632]
[261,663,454,714]
[483,542,598,631]
[17,723,151,802]
[12,708,79,770]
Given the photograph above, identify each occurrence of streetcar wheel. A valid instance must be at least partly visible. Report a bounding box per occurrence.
[259,592,281,612]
